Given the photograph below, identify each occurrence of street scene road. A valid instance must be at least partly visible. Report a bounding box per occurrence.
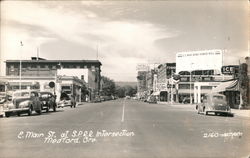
[1,99,249,158]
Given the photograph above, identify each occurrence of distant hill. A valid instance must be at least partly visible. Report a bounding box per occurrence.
[115,82,137,87]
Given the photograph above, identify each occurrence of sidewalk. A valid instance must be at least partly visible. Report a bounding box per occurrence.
[157,102,250,118]
[231,109,250,118]
[157,102,196,109]
[76,102,85,106]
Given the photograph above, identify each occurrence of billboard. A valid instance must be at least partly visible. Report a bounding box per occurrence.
[176,49,223,73]
[136,64,149,71]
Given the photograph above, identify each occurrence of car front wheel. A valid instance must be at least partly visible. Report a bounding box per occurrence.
[53,104,56,112]
[5,112,11,117]
[36,109,42,115]
[35,104,42,115]
[27,106,32,116]
[203,107,207,115]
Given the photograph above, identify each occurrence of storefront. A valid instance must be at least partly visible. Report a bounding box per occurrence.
[212,80,240,108]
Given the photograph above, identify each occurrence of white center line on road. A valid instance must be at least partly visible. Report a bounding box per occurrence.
[121,99,125,122]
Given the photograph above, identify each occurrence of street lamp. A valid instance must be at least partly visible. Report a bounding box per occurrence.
[19,41,23,90]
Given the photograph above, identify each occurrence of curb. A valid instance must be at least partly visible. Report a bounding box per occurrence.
[231,109,250,118]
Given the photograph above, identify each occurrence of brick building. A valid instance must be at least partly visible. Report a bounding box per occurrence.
[3,57,102,102]
[156,63,176,102]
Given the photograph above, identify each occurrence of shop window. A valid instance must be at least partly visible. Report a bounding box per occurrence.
[31,65,37,68]
[201,86,212,90]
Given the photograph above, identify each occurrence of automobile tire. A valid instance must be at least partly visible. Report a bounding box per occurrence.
[27,106,32,116]
[5,112,10,117]
[36,110,42,115]
[17,112,21,117]
[53,104,56,112]
[36,104,42,115]
[203,107,207,115]
[46,107,49,113]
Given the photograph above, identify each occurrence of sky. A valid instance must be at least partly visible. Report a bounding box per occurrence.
[0,0,249,81]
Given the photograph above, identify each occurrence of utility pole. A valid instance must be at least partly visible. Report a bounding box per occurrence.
[19,41,23,90]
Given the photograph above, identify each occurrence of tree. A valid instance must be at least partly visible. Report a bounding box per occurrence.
[115,86,126,98]
[101,76,116,96]
[239,63,249,109]
[124,85,137,97]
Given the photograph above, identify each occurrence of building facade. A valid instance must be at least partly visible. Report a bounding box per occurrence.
[145,69,156,95]
[4,57,102,102]
[136,71,147,99]
[156,63,176,102]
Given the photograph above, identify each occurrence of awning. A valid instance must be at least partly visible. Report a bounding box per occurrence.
[212,80,238,93]
[152,91,160,95]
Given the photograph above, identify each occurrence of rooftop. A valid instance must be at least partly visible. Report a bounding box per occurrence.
[6,58,102,65]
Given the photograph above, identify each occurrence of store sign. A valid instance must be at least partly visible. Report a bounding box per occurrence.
[221,66,238,75]
[176,49,223,73]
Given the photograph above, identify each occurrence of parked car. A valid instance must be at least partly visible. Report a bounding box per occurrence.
[57,93,75,108]
[100,96,105,101]
[196,93,231,116]
[39,91,57,112]
[181,97,192,104]
[93,95,101,103]
[3,90,42,117]
[147,95,157,104]
[0,93,7,117]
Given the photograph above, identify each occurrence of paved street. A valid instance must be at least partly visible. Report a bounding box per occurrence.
[0,99,249,158]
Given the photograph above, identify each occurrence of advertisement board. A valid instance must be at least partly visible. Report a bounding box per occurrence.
[221,65,239,75]
[176,50,223,73]
[136,64,149,71]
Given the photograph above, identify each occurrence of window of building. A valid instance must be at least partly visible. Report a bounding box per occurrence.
[31,65,37,68]
[179,84,194,89]
[180,77,188,81]
[201,86,212,90]
[64,65,69,68]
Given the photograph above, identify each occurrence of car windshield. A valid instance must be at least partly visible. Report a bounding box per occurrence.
[40,93,50,98]
[213,96,224,100]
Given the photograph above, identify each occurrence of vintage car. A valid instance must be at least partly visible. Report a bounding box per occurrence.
[0,93,7,117]
[147,95,157,104]
[39,91,57,112]
[196,93,231,116]
[94,95,101,103]
[3,90,42,117]
[57,93,76,108]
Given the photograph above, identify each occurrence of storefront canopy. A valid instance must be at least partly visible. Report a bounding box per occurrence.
[212,80,238,93]
[152,91,160,96]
